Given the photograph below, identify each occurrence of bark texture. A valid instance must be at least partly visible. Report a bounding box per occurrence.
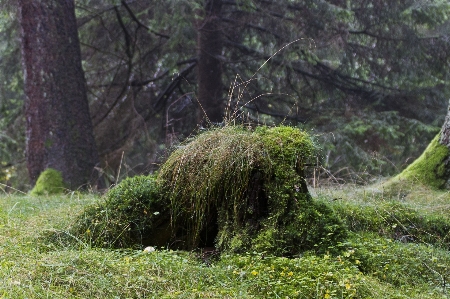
[18,0,99,189]
[439,101,450,188]
[197,0,224,125]
[439,102,450,147]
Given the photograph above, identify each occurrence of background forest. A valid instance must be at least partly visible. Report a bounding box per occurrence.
[1,0,450,189]
[2,1,450,298]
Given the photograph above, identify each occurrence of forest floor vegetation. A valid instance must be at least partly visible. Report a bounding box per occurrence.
[1,182,450,298]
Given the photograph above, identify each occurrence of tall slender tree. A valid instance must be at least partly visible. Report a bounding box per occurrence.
[196,0,224,125]
[18,0,99,189]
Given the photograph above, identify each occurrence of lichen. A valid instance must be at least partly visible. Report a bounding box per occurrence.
[30,168,66,196]
[390,134,449,189]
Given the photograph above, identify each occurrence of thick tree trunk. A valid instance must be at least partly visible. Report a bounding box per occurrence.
[197,0,224,126]
[393,101,450,189]
[18,0,99,189]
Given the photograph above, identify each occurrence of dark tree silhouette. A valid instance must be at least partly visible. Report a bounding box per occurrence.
[196,0,224,125]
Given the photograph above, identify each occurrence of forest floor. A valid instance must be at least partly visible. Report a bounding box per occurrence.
[1,182,450,298]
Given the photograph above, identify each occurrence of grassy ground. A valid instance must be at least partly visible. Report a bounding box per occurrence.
[1,183,450,298]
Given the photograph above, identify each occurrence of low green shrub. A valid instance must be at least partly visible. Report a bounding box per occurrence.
[65,174,169,248]
[30,168,66,196]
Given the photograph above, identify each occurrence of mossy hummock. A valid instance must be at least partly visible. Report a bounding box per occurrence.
[158,125,347,255]
[30,168,67,196]
[67,125,347,255]
[388,134,450,190]
[68,174,168,248]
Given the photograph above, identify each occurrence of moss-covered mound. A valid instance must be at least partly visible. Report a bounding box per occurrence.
[158,126,347,255]
[30,168,66,196]
[67,174,169,248]
[386,134,450,192]
[62,125,347,255]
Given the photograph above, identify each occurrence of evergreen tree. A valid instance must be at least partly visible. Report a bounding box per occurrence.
[2,0,450,188]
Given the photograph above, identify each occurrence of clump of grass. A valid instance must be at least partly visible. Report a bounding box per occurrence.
[158,126,266,249]
[158,125,347,255]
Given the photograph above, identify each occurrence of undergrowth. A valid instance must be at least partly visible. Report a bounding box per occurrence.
[1,183,450,298]
[330,199,450,248]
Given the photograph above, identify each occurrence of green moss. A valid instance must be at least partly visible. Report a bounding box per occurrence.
[30,168,66,196]
[65,174,169,249]
[331,200,450,248]
[44,138,53,148]
[158,125,347,255]
[62,125,347,253]
[390,134,449,189]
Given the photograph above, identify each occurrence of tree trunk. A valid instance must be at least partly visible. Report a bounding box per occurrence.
[197,0,224,126]
[18,0,99,189]
[393,101,450,189]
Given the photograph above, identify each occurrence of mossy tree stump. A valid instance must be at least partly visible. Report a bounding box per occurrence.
[387,102,450,192]
[385,134,450,197]
[67,125,347,256]
[158,126,346,255]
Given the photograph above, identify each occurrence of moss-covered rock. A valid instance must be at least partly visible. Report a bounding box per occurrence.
[158,125,347,255]
[30,168,66,196]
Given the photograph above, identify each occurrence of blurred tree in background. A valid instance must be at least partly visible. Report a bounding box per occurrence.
[18,0,99,189]
[0,0,449,190]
